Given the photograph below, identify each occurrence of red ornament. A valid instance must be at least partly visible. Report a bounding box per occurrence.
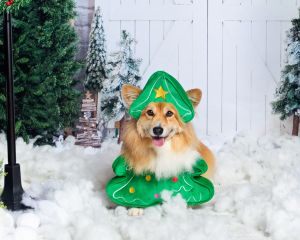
[5,0,14,6]
[172,177,178,183]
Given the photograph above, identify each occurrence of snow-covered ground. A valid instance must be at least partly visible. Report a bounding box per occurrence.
[0,133,300,240]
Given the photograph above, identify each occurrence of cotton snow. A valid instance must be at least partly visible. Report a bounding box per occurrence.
[0,133,300,240]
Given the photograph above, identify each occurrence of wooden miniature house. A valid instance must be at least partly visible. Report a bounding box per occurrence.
[75,91,101,148]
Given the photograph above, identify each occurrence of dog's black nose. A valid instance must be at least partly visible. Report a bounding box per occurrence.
[153,126,163,136]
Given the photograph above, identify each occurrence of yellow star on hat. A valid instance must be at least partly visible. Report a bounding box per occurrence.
[154,86,168,99]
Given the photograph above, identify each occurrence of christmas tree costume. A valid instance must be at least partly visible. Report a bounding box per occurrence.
[106,155,214,208]
[106,71,214,208]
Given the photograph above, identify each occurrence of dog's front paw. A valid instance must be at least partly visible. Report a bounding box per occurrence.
[128,208,144,216]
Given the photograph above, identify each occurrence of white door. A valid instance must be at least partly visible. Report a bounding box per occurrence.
[207,0,300,137]
[98,0,208,135]
[96,0,300,137]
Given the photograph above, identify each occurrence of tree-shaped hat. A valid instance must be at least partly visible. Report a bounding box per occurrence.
[129,71,195,123]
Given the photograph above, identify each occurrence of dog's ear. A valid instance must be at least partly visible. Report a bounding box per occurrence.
[122,84,142,108]
[186,88,202,107]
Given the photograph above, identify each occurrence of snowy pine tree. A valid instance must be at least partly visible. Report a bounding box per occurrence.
[85,7,107,91]
[101,30,142,122]
[272,15,300,135]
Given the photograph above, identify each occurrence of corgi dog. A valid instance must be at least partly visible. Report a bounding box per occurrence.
[120,84,215,216]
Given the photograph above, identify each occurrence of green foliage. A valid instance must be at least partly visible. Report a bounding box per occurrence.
[0,0,31,13]
[85,7,107,91]
[0,0,81,145]
[272,17,300,120]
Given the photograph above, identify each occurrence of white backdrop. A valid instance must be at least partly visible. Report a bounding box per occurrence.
[95,0,300,138]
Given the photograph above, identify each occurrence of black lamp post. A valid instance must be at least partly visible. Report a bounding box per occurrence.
[0,11,25,210]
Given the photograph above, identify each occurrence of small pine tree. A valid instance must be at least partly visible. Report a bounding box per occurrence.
[272,16,300,136]
[85,7,107,91]
[0,0,81,144]
[101,30,142,122]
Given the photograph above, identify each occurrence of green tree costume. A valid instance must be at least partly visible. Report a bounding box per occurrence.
[106,71,214,208]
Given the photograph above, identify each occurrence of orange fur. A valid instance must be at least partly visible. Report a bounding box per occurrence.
[121,85,215,179]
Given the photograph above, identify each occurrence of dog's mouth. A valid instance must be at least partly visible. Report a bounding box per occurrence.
[152,136,165,147]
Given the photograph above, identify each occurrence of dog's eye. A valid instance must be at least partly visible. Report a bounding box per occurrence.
[147,110,154,116]
[166,111,173,117]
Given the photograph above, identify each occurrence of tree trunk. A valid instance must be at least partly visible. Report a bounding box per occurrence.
[92,91,98,119]
[292,114,299,136]
[118,116,125,144]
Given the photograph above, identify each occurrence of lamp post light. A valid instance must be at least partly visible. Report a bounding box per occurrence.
[0,11,25,210]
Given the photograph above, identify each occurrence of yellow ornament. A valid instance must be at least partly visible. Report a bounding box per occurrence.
[129,187,135,193]
[154,86,168,99]
[145,175,152,182]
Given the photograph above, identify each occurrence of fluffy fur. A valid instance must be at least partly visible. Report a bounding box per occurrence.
[121,84,215,180]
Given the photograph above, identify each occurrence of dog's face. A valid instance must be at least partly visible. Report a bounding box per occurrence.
[137,101,183,147]
[122,84,202,147]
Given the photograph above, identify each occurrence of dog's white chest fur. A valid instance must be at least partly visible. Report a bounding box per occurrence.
[149,141,199,179]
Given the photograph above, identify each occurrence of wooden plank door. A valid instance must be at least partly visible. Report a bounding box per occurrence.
[207,0,300,137]
[98,0,208,136]
[96,0,300,137]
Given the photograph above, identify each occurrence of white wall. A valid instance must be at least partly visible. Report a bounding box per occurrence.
[95,0,300,138]
[75,0,95,60]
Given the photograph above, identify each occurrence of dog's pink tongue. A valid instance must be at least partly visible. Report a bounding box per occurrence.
[153,138,165,147]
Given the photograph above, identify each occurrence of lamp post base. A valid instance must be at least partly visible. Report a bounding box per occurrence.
[1,164,26,210]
